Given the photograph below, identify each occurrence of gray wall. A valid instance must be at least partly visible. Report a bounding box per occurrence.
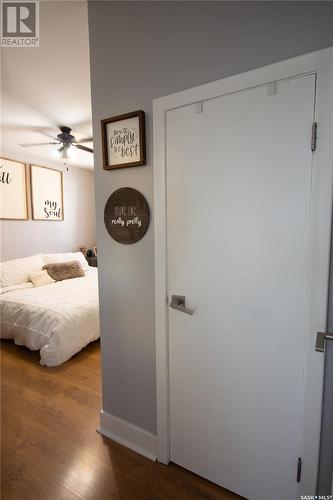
[88,1,333,435]
[317,225,333,494]
[1,151,96,261]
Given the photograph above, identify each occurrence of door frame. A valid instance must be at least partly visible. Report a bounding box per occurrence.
[153,47,333,495]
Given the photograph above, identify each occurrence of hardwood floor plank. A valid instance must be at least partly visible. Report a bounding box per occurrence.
[2,445,81,500]
[1,340,242,500]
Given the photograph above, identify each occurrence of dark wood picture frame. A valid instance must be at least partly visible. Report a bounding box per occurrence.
[101,110,146,170]
[30,164,64,221]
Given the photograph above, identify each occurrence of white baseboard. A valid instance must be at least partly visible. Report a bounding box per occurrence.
[98,410,157,461]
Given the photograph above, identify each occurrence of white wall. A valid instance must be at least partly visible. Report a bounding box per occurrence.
[0,151,96,261]
[88,1,333,435]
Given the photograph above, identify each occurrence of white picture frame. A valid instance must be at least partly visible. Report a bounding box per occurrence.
[0,157,28,220]
[30,164,64,221]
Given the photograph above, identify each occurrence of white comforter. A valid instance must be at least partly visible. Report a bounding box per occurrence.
[0,268,100,367]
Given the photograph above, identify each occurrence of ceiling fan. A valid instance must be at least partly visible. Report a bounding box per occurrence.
[21,126,93,160]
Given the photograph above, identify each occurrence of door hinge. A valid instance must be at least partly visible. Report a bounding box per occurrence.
[297,457,302,483]
[311,122,317,152]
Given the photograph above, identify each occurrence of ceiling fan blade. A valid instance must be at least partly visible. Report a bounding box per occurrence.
[74,137,93,144]
[41,133,61,141]
[73,144,94,153]
[30,127,62,141]
[20,142,60,147]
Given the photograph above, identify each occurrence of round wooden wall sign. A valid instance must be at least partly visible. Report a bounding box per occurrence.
[104,187,150,244]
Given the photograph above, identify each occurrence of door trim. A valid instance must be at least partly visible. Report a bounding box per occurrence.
[153,47,333,495]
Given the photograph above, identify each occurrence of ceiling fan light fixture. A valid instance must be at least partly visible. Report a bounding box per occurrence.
[56,143,76,160]
[24,125,93,159]
[56,145,68,160]
[67,144,76,160]
[56,126,94,156]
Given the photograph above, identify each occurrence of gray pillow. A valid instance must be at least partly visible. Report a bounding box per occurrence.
[43,260,85,282]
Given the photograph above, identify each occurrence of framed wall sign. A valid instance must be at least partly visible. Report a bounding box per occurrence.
[30,164,64,221]
[0,157,28,220]
[101,110,146,170]
[104,187,150,244]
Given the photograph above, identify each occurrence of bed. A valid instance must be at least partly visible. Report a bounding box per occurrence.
[0,253,100,367]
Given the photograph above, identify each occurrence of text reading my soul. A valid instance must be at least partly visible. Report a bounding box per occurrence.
[44,200,61,219]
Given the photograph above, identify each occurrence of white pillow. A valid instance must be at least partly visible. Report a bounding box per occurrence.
[29,269,55,287]
[41,252,89,271]
[0,254,45,287]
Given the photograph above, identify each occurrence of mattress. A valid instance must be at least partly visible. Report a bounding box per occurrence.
[0,268,100,367]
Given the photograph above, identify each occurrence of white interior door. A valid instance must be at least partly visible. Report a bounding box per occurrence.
[167,74,319,500]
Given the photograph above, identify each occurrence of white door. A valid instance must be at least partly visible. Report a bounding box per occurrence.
[167,74,318,500]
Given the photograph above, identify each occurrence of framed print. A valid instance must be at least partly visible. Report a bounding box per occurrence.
[30,164,64,221]
[0,157,28,220]
[101,110,146,170]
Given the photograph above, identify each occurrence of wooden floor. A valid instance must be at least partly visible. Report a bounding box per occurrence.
[1,340,242,500]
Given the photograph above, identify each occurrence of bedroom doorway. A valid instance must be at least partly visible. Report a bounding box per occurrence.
[154,48,333,500]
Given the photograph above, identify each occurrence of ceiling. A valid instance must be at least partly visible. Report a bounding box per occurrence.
[1,1,94,170]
